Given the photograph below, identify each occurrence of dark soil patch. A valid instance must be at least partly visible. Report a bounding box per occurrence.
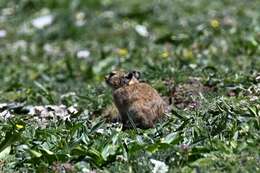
[168,78,217,109]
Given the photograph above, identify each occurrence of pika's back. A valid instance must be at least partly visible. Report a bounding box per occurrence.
[112,82,167,128]
[113,83,163,104]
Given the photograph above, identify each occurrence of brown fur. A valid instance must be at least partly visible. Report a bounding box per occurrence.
[105,70,167,129]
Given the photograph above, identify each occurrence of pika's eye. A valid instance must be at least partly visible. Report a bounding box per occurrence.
[125,72,133,79]
[131,70,141,79]
[127,70,140,80]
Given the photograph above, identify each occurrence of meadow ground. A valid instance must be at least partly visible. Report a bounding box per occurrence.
[0,0,259,172]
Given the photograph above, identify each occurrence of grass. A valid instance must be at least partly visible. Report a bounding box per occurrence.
[0,0,259,172]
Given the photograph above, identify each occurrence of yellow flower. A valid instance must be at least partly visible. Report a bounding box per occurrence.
[161,51,169,58]
[117,48,128,57]
[16,124,24,129]
[210,19,220,28]
[183,49,193,59]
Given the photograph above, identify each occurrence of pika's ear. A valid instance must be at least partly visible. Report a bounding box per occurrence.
[125,72,133,79]
[131,70,141,80]
[125,70,141,80]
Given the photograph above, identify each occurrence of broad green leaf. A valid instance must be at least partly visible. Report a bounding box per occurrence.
[0,146,11,159]
[101,144,117,161]
[41,148,54,155]
[90,120,105,134]
[161,132,179,144]
[29,149,42,158]
[0,130,21,153]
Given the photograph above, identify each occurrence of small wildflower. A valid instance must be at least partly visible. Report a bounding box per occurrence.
[189,64,197,69]
[210,19,220,28]
[117,48,128,57]
[180,144,189,152]
[75,12,85,20]
[32,14,53,29]
[16,124,24,129]
[183,49,193,59]
[0,30,7,38]
[150,159,169,173]
[75,12,86,26]
[77,50,90,59]
[161,51,169,58]
[135,25,149,37]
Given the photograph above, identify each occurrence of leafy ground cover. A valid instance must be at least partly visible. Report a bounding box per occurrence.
[0,0,259,172]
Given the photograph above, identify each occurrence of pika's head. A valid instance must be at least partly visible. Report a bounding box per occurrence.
[105,70,141,90]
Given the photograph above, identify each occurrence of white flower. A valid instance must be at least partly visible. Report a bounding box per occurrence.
[250,96,259,102]
[150,159,169,173]
[0,30,7,38]
[135,25,149,37]
[75,12,85,21]
[77,50,90,59]
[43,43,53,54]
[32,15,54,29]
[75,12,86,27]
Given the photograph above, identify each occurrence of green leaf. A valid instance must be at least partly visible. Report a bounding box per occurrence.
[41,148,54,155]
[0,130,21,153]
[101,144,117,161]
[145,143,160,153]
[85,147,104,166]
[90,120,105,134]
[34,81,49,94]
[29,149,42,158]
[0,146,11,159]
[161,132,179,144]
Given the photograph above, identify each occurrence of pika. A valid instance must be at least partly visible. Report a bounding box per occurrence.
[105,70,167,129]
